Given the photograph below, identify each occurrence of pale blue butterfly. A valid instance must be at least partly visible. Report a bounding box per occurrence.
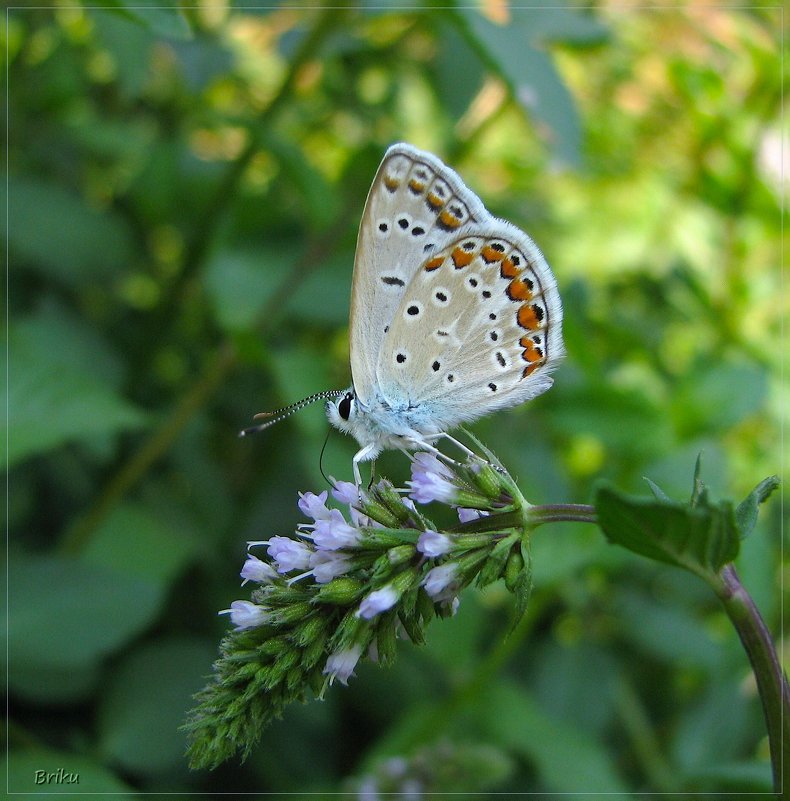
[243,144,564,484]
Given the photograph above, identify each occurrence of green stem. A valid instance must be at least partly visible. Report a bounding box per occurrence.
[716,564,789,794]
[528,504,598,526]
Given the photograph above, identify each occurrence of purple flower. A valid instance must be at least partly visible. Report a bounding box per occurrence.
[311,509,361,550]
[457,507,488,523]
[323,644,362,685]
[309,549,352,583]
[330,477,359,506]
[421,563,459,601]
[407,452,458,504]
[220,600,269,630]
[417,529,452,558]
[298,490,331,520]
[267,536,312,572]
[240,554,277,584]
[357,585,399,619]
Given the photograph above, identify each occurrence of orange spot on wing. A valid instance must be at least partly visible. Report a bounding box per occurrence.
[507,279,533,302]
[500,258,520,279]
[439,209,463,229]
[409,179,425,193]
[517,304,540,330]
[425,256,444,271]
[451,247,474,268]
[520,335,544,363]
[426,192,443,209]
[384,176,400,191]
[481,245,505,263]
[522,363,540,378]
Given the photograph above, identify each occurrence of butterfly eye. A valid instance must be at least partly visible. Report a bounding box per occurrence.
[338,393,354,421]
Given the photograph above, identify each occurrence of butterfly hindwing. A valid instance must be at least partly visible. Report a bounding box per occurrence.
[375,220,564,431]
[349,144,488,406]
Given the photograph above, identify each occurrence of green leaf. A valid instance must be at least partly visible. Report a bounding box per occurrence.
[614,589,725,669]
[672,362,768,437]
[97,636,216,775]
[6,177,135,286]
[8,553,163,703]
[454,9,583,166]
[432,20,486,119]
[83,502,202,588]
[204,246,294,332]
[594,483,739,582]
[482,681,630,793]
[505,7,608,43]
[5,309,147,467]
[735,476,780,539]
[90,0,192,40]
[644,476,670,501]
[690,451,706,506]
[550,383,675,459]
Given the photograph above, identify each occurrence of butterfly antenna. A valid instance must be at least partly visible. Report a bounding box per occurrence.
[319,428,333,487]
[238,390,346,438]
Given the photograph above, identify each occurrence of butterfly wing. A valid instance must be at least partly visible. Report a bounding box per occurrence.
[349,144,489,406]
[375,220,564,431]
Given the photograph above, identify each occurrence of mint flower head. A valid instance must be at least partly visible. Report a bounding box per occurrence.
[185,448,544,770]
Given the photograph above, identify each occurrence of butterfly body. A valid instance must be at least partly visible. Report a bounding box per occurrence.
[325,144,564,482]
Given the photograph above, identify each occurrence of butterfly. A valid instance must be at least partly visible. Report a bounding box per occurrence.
[243,144,564,485]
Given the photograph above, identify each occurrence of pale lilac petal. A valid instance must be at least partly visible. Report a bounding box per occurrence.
[330,477,359,506]
[298,490,331,521]
[323,644,362,685]
[267,536,312,572]
[357,585,399,619]
[312,509,361,550]
[457,507,488,523]
[240,554,277,584]
[416,529,452,557]
[408,452,458,504]
[309,549,352,583]
[220,600,269,630]
[421,563,459,601]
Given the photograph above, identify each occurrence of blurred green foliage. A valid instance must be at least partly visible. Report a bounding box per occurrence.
[5,2,783,795]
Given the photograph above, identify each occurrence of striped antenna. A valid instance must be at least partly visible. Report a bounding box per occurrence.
[238,390,347,438]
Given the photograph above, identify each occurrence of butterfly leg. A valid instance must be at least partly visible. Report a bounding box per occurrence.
[434,432,477,460]
[353,444,378,489]
[401,437,465,471]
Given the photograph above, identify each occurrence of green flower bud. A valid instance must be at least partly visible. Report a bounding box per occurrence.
[289,614,327,647]
[270,601,313,626]
[371,480,414,523]
[313,576,365,605]
[391,566,420,595]
[388,543,417,566]
[477,533,519,588]
[302,630,329,670]
[359,498,402,528]
[504,548,525,591]
[375,610,398,665]
[469,460,503,498]
[285,665,304,691]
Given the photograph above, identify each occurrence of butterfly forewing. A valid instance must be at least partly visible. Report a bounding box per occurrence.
[375,220,564,429]
[349,144,488,406]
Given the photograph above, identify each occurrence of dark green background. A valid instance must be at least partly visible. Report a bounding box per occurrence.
[5,3,783,796]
